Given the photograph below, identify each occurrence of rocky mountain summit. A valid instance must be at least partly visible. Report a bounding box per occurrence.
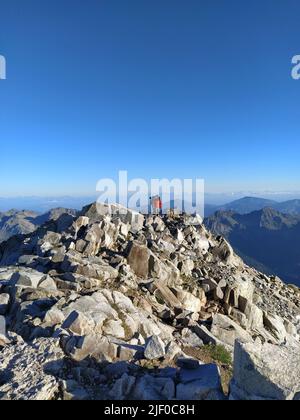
[0,202,299,400]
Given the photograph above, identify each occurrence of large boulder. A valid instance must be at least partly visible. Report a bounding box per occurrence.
[73,216,89,238]
[210,314,253,348]
[108,373,136,400]
[211,238,238,265]
[10,269,45,289]
[224,277,255,308]
[0,294,9,315]
[239,298,264,331]
[0,315,9,346]
[62,334,118,363]
[230,340,300,400]
[263,313,286,343]
[153,282,182,310]
[133,375,175,400]
[144,335,165,360]
[62,311,95,336]
[149,255,181,287]
[173,289,204,313]
[82,203,144,232]
[177,364,224,400]
[127,242,150,279]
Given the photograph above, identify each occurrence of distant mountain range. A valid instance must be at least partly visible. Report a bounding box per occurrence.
[0,196,96,213]
[0,208,76,243]
[205,207,300,286]
[205,196,300,216]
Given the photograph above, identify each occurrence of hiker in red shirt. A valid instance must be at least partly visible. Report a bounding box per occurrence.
[150,196,163,216]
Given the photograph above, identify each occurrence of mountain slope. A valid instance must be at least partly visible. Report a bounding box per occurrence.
[0,210,39,243]
[0,203,299,400]
[274,199,300,215]
[205,208,300,285]
[0,208,77,243]
[216,197,277,214]
[207,196,300,217]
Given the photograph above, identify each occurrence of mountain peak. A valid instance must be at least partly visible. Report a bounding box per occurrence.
[218,196,277,215]
[0,203,300,400]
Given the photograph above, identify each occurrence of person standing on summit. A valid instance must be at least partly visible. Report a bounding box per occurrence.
[150,196,163,216]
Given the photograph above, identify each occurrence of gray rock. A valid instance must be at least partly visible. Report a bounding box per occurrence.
[0,294,10,315]
[213,286,224,301]
[108,373,136,400]
[211,238,237,265]
[0,315,8,345]
[177,364,223,400]
[11,269,45,289]
[174,289,202,313]
[118,344,143,361]
[62,310,95,336]
[62,380,90,401]
[153,282,182,310]
[73,216,89,238]
[18,255,37,266]
[127,242,150,279]
[230,340,300,400]
[192,324,226,347]
[0,203,300,401]
[177,357,201,370]
[44,307,65,327]
[164,341,182,361]
[178,259,195,277]
[38,275,57,291]
[284,320,298,337]
[144,335,166,360]
[181,328,204,347]
[103,319,125,339]
[133,375,175,400]
[263,312,286,343]
[201,278,218,292]
[211,314,253,348]
[62,334,118,363]
[239,298,264,330]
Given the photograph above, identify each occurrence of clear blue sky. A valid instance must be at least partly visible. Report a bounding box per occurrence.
[0,0,300,196]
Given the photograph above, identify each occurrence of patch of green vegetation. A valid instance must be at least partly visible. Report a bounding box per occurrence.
[206,344,232,366]
[183,345,233,395]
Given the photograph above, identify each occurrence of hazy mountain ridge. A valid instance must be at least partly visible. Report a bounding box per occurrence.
[205,207,300,285]
[0,208,77,243]
[205,197,300,217]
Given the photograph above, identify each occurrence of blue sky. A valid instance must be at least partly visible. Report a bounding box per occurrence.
[0,0,300,197]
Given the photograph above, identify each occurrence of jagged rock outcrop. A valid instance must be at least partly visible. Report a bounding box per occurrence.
[0,208,76,244]
[230,340,300,400]
[0,203,299,400]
